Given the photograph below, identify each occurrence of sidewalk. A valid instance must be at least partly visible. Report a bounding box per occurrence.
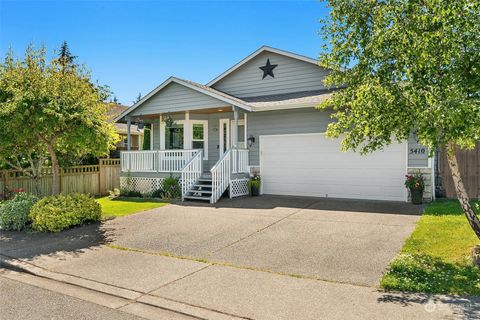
[2,245,478,320]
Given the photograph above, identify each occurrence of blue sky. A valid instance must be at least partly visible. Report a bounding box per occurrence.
[0,0,329,105]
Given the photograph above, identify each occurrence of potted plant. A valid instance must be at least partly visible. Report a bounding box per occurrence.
[247,173,261,196]
[405,173,425,204]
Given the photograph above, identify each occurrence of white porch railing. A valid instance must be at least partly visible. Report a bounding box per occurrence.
[181,150,203,200]
[121,150,199,173]
[211,149,231,204]
[231,148,249,173]
[210,148,249,204]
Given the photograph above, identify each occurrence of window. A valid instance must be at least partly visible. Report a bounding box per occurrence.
[192,123,207,159]
[165,124,184,149]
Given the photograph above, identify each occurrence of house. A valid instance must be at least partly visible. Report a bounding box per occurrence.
[115,46,434,203]
[107,104,144,157]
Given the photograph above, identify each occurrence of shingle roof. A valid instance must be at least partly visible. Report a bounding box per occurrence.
[242,89,334,110]
[106,103,142,133]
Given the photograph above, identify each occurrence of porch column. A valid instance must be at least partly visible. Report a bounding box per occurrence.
[233,106,239,173]
[233,106,239,148]
[126,116,132,151]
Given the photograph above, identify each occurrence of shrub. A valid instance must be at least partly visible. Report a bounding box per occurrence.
[108,188,121,199]
[161,175,181,199]
[151,188,164,198]
[119,189,143,198]
[29,193,101,232]
[0,193,38,231]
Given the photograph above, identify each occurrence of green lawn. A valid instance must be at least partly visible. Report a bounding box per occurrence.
[96,197,168,219]
[380,199,480,295]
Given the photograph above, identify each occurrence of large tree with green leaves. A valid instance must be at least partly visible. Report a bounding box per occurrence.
[0,44,118,195]
[319,0,480,237]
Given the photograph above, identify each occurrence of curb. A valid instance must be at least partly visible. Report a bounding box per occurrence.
[0,254,250,320]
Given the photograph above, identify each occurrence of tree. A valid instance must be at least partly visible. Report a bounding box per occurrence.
[318,0,480,238]
[133,92,142,104]
[0,44,119,195]
[55,41,77,72]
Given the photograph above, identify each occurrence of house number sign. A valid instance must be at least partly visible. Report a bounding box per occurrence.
[409,147,427,155]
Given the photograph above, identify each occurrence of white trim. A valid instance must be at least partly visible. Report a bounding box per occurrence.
[159,114,163,150]
[207,46,320,86]
[184,112,192,149]
[191,120,209,160]
[244,113,248,147]
[150,123,154,150]
[219,118,230,156]
[114,77,252,122]
[161,119,186,150]
[160,117,209,160]
[230,119,246,148]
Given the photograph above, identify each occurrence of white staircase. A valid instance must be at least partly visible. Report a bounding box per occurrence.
[182,148,250,204]
[183,173,213,201]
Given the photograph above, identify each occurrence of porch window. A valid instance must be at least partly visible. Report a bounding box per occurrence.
[165,124,184,149]
[192,123,207,158]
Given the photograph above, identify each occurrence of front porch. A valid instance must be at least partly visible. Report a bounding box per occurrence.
[120,108,251,203]
[115,77,254,203]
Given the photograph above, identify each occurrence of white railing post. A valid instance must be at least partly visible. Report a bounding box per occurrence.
[180,150,203,200]
[120,150,200,174]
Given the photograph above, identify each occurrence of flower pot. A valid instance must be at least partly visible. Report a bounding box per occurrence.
[410,188,423,205]
[250,185,260,196]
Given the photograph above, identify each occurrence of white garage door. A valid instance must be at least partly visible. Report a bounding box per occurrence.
[260,133,407,201]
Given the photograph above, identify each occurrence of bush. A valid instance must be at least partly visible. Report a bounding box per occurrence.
[161,175,181,199]
[0,193,38,231]
[120,189,143,198]
[29,193,101,232]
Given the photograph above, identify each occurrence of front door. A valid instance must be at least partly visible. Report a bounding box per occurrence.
[219,118,246,156]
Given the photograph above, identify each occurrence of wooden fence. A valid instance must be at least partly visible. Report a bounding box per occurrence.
[0,159,120,197]
[439,144,480,198]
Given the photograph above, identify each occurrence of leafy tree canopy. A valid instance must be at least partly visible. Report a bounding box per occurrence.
[0,44,119,194]
[319,0,480,154]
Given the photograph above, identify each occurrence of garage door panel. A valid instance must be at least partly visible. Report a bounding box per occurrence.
[260,134,407,201]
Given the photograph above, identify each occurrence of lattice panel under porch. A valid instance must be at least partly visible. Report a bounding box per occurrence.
[229,178,249,198]
[120,177,164,196]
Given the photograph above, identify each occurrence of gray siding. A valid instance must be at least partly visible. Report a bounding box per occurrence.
[148,110,246,170]
[247,108,429,168]
[247,108,333,165]
[212,51,330,98]
[130,82,228,116]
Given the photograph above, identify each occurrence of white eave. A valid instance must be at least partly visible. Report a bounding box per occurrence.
[114,76,252,122]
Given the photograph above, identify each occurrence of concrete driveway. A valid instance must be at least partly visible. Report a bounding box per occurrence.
[4,195,479,319]
[107,195,421,286]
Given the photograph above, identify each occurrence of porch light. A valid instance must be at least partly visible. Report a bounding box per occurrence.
[136,118,144,130]
[218,109,223,112]
[247,135,255,147]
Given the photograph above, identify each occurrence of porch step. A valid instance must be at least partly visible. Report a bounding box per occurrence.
[183,195,211,201]
[187,188,212,195]
[184,174,213,202]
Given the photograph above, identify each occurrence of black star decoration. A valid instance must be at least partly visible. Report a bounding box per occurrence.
[259,58,278,79]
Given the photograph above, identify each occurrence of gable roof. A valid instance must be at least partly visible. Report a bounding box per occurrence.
[114,77,252,122]
[206,46,320,87]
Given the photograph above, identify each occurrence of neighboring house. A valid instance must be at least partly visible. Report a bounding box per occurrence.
[116,46,433,203]
[107,104,144,157]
